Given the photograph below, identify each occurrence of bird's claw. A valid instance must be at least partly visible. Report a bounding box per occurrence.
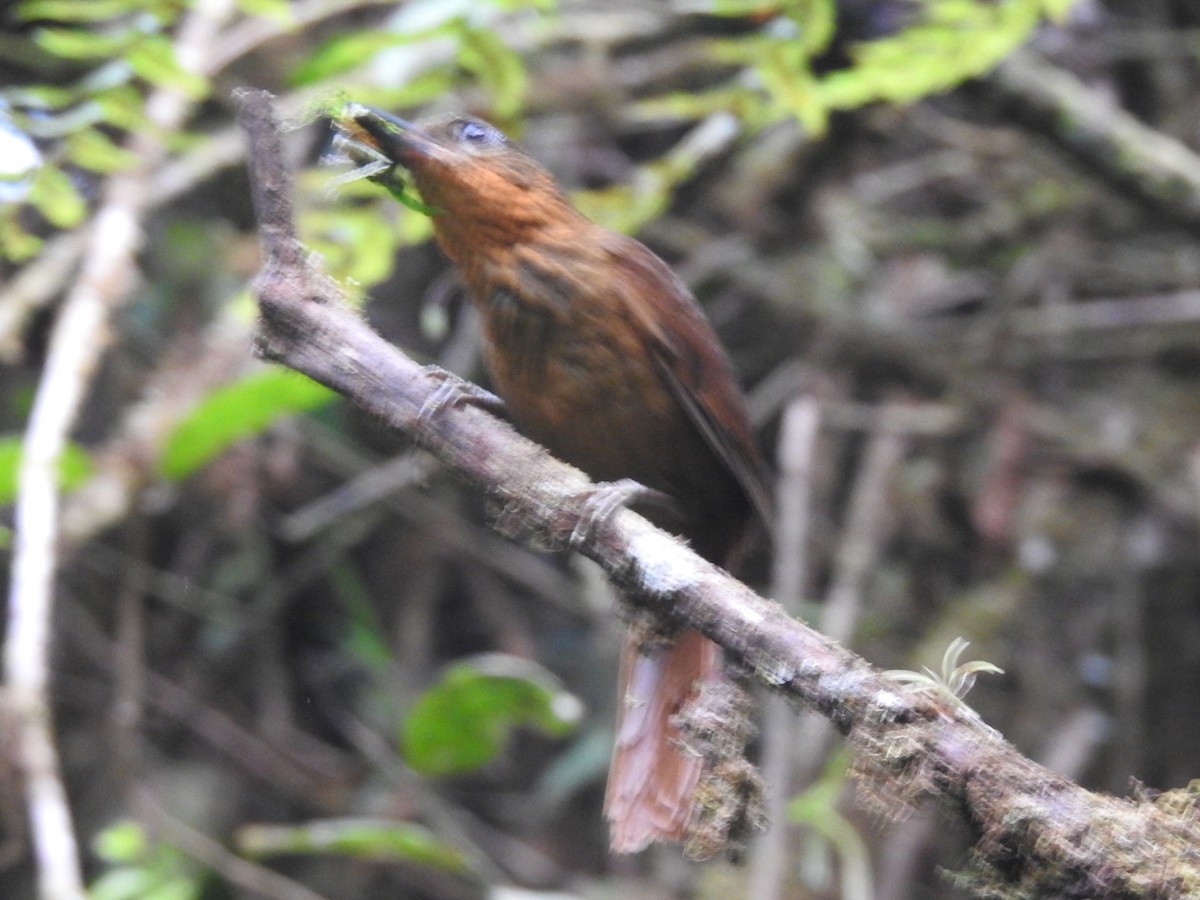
[416,366,504,429]
[569,479,676,551]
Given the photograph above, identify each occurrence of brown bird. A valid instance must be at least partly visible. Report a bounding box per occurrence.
[334,106,770,853]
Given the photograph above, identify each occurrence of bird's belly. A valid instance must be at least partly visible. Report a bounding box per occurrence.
[484,323,686,489]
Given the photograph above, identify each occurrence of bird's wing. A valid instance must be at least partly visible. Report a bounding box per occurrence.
[604,233,773,537]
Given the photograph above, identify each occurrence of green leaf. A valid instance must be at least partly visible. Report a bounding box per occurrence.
[149,881,201,900]
[403,656,580,777]
[1041,0,1075,18]
[90,820,203,900]
[786,0,836,55]
[64,127,137,173]
[709,0,771,12]
[455,24,527,120]
[3,83,79,110]
[787,751,874,897]
[0,212,45,262]
[19,0,145,22]
[92,820,149,864]
[89,868,162,900]
[126,35,207,100]
[0,437,92,506]
[670,0,1063,136]
[237,819,473,874]
[90,870,199,900]
[816,0,1042,110]
[756,39,827,135]
[483,0,556,11]
[12,98,106,139]
[94,84,152,132]
[34,26,127,59]
[158,368,336,481]
[331,563,392,672]
[290,30,441,87]
[627,85,760,125]
[27,164,87,228]
[234,0,292,24]
[300,202,414,290]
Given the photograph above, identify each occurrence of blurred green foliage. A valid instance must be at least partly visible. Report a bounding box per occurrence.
[637,0,1074,136]
[157,366,336,482]
[4,0,1074,264]
[237,818,473,873]
[402,657,580,777]
[0,435,92,506]
[787,751,873,899]
[89,821,203,900]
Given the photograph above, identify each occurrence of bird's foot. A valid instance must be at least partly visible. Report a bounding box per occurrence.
[569,478,677,551]
[416,366,505,429]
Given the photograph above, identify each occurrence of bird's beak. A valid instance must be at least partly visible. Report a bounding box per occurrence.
[337,104,437,168]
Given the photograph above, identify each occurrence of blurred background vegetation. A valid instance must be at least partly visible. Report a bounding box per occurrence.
[2,0,1199,898]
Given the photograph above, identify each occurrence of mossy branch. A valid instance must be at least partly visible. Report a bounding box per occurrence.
[988,48,1200,234]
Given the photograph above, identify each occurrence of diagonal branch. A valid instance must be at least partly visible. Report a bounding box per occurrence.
[234,88,1200,900]
[988,48,1200,234]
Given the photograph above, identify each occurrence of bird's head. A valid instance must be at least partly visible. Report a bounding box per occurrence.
[331,105,577,249]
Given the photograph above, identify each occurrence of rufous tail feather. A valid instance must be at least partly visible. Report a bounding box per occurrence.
[604,628,719,853]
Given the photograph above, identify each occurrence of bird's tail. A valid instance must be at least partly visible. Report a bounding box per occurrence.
[604,627,719,853]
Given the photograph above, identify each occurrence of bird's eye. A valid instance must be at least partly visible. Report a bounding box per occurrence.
[456,120,504,147]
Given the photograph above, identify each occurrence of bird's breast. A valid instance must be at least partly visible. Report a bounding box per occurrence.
[474,276,687,489]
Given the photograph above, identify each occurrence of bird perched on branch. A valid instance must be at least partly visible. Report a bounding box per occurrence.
[331,105,770,855]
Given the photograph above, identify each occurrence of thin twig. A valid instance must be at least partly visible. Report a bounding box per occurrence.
[0,233,85,364]
[3,5,236,896]
[787,399,909,895]
[989,48,1200,233]
[4,193,139,900]
[822,400,911,644]
[328,713,512,887]
[748,396,821,900]
[277,452,436,542]
[289,425,589,616]
[111,525,147,799]
[59,596,352,798]
[134,787,333,900]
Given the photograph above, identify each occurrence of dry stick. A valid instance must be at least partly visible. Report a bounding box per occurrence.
[111,526,148,800]
[0,233,85,364]
[277,452,438,543]
[821,401,910,647]
[60,596,349,798]
[748,397,820,900]
[284,427,587,617]
[134,787,333,900]
[989,48,1200,233]
[788,400,912,787]
[324,714,512,887]
[235,89,1200,898]
[784,400,909,898]
[3,6,236,897]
